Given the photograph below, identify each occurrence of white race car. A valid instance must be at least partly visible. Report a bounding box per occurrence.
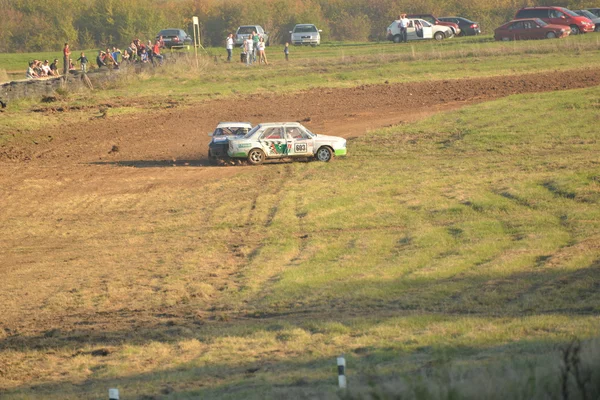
[228,122,347,165]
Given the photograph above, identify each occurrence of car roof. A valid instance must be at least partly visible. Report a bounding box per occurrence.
[256,122,303,127]
[294,24,316,27]
[216,122,252,128]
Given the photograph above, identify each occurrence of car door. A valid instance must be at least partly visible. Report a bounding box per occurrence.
[420,20,434,39]
[509,21,525,39]
[285,126,314,157]
[259,127,288,158]
[406,20,418,40]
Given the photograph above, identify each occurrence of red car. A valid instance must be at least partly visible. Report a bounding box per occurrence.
[407,14,461,36]
[515,7,594,35]
[494,18,571,41]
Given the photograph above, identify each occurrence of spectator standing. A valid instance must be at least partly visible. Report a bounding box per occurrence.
[226,33,233,62]
[257,37,268,65]
[77,52,89,73]
[244,35,253,66]
[252,31,259,62]
[399,14,409,43]
[63,43,71,75]
[284,42,289,61]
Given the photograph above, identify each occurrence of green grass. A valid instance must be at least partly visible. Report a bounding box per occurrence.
[1,85,599,398]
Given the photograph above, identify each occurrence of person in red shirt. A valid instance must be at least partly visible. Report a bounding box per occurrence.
[152,40,164,65]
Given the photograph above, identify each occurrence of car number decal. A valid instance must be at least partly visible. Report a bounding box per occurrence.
[295,143,307,153]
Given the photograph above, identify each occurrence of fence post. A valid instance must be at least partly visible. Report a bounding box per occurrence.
[337,355,347,389]
[109,388,119,400]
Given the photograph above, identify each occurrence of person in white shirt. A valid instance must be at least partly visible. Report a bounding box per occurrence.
[226,33,233,62]
[41,60,53,76]
[399,13,409,42]
[244,35,253,65]
[257,37,268,65]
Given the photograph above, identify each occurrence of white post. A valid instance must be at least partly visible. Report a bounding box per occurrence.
[337,355,347,389]
[109,388,120,400]
[192,16,200,69]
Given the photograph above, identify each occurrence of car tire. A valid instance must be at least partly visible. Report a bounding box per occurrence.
[316,146,333,162]
[570,25,580,35]
[501,36,511,41]
[546,31,557,39]
[248,148,266,165]
[434,31,445,41]
[393,34,402,43]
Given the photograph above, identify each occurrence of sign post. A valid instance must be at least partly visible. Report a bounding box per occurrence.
[192,16,200,69]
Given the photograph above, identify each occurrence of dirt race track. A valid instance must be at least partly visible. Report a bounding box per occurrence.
[1,68,600,343]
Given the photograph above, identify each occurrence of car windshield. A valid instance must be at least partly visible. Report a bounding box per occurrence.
[159,30,181,36]
[534,18,548,26]
[302,127,316,138]
[576,10,595,18]
[560,8,579,17]
[214,127,248,136]
[294,25,318,33]
[237,27,256,35]
[244,125,261,138]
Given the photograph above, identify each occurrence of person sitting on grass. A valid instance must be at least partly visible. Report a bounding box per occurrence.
[50,59,60,76]
[26,62,38,79]
[41,60,53,76]
[97,51,107,68]
[140,48,148,63]
[152,40,164,65]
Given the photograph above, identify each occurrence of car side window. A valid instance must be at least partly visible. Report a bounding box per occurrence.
[424,17,434,24]
[261,127,283,140]
[407,21,414,28]
[510,21,524,30]
[286,127,308,140]
[421,21,432,27]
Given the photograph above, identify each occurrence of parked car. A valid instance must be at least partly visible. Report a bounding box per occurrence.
[290,24,322,46]
[387,18,453,42]
[407,14,461,36]
[228,122,347,165]
[586,8,600,17]
[573,10,600,31]
[438,17,481,36]
[208,122,253,164]
[234,25,269,46]
[155,29,193,48]
[494,18,571,41]
[514,7,594,35]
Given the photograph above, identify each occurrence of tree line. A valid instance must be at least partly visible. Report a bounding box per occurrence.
[0,0,596,52]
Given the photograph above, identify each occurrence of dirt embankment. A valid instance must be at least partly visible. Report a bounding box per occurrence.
[1,68,600,166]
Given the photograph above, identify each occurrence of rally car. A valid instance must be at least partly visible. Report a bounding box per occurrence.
[208,122,253,164]
[227,122,347,165]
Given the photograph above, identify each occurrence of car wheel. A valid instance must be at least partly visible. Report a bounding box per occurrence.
[570,25,580,35]
[546,31,557,39]
[248,148,265,165]
[434,31,445,41]
[501,36,511,41]
[316,147,333,162]
[393,34,402,43]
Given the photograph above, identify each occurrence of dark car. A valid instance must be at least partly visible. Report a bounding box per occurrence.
[494,18,570,41]
[573,10,600,31]
[407,14,460,35]
[515,7,594,35]
[155,29,193,48]
[587,8,600,17]
[438,17,481,36]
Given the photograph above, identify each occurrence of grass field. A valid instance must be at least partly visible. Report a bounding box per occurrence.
[1,83,599,398]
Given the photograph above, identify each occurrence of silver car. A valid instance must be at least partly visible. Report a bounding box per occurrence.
[234,25,269,46]
[290,24,322,46]
[228,122,347,165]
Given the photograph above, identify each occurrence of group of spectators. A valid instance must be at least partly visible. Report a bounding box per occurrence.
[226,31,271,66]
[26,59,61,79]
[25,38,166,79]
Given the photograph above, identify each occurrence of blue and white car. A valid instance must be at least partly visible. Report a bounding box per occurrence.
[208,122,253,163]
[228,122,347,165]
